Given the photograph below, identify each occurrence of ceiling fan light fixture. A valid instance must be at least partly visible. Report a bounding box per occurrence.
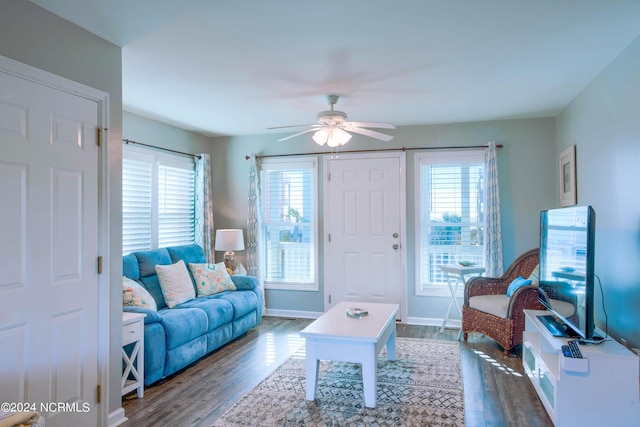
[313,127,351,147]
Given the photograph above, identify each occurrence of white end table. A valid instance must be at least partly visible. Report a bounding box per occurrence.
[122,312,146,398]
[439,265,485,337]
[300,302,399,408]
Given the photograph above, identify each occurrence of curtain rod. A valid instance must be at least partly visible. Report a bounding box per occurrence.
[122,138,201,159]
[244,143,503,160]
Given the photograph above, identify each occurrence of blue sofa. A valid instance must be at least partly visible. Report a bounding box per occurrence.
[122,244,263,386]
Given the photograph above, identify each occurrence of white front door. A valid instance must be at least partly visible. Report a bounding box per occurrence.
[0,69,100,426]
[324,154,405,315]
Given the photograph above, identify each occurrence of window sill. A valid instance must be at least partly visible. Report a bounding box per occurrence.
[265,282,319,292]
[415,287,464,298]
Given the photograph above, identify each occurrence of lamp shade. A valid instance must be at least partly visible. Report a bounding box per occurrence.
[214,229,245,251]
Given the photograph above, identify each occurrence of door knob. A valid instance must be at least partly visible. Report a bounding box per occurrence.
[392,233,399,238]
[392,244,399,250]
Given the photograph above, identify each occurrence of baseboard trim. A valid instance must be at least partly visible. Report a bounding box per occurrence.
[107,407,127,427]
[403,317,461,329]
[264,309,323,319]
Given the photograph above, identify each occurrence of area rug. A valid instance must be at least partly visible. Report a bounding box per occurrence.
[212,337,464,426]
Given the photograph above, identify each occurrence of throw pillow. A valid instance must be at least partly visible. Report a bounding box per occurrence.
[188,262,237,297]
[122,276,157,311]
[506,276,533,297]
[155,259,195,308]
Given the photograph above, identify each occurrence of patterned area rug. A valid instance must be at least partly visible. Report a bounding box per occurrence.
[212,337,464,426]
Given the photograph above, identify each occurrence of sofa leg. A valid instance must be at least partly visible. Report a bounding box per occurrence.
[463,332,468,341]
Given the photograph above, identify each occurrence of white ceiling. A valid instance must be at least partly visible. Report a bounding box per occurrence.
[30,0,640,138]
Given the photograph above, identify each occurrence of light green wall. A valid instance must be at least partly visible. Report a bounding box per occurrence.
[123,111,212,154]
[0,0,123,417]
[211,117,557,319]
[556,34,640,347]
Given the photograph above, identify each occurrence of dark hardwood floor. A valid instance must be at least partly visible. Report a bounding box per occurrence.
[121,316,552,427]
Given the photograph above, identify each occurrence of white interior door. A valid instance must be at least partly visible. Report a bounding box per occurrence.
[0,70,99,426]
[324,154,405,315]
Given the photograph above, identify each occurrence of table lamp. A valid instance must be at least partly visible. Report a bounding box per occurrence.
[214,229,245,271]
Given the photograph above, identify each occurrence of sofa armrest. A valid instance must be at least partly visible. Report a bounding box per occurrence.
[231,275,259,291]
[123,306,162,324]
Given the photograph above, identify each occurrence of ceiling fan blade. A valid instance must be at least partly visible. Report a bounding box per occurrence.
[277,127,317,141]
[267,124,314,130]
[347,121,396,129]
[346,126,394,142]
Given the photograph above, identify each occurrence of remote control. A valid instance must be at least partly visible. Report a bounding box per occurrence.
[566,340,583,358]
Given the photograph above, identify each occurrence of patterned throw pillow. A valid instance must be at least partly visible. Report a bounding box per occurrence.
[155,260,196,308]
[188,262,237,297]
[122,276,157,311]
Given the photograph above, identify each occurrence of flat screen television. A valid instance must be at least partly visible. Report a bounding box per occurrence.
[537,205,601,342]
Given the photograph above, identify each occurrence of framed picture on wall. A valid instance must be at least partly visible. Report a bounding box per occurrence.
[559,145,577,206]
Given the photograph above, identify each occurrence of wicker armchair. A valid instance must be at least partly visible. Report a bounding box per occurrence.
[462,248,543,354]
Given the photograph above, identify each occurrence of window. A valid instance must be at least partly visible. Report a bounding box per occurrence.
[415,150,485,295]
[260,157,318,290]
[122,145,195,254]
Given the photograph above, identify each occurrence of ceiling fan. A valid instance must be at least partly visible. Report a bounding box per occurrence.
[269,95,395,147]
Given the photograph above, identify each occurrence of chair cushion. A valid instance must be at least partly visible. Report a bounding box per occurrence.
[550,299,575,318]
[470,294,573,319]
[469,295,510,318]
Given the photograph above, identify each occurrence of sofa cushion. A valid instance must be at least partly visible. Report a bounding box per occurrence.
[178,297,234,331]
[188,262,237,296]
[123,254,140,279]
[136,248,173,309]
[122,276,157,311]
[167,244,206,265]
[137,247,172,277]
[220,290,259,319]
[156,260,196,308]
[159,307,208,350]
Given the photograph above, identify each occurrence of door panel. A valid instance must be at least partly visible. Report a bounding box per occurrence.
[325,155,404,313]
[0,70,99,426]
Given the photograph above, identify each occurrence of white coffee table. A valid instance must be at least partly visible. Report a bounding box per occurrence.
[299,301,399,408]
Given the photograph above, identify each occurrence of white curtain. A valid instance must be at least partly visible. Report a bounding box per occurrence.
[485,141,504,277]
[195,153,215,262]
[247,154,265,305]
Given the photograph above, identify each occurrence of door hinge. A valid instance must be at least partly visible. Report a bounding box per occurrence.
[327,172,331,182]
[97,256,103,274]
[96,127,107,146]
[96,384,101,403]
[328,233,331,242]
[329,294,331,304]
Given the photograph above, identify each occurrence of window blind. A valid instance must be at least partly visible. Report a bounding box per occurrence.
[416,150,485,293]
[260,159,317,289]
[122,156,153,254]
[122,146,195,254]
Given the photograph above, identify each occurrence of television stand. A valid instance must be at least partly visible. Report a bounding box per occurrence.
[523,310,640,426]
[537,314,581,338]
